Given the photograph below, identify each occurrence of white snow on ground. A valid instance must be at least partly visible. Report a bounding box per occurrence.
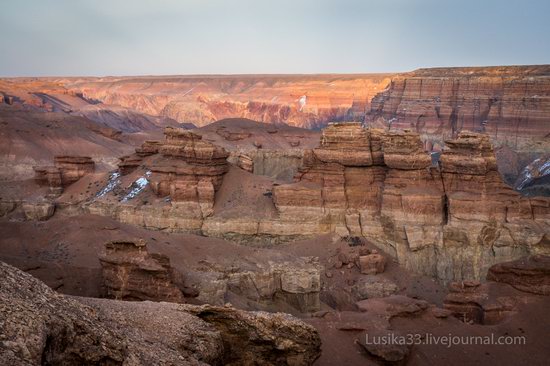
[298,95,307,111]
[515,158,550,190]
[96,172,121,198]
[121,171,152,202]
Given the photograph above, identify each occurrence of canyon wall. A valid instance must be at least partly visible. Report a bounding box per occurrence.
[367,65,550,150]
[0,75,392,130]
[2,67,548,148]
[84,122,550,282]
[270,123,550,282]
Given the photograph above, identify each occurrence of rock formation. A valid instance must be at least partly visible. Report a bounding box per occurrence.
[367,65,550,149]
[59,74,392,129]
[34,155,94,194]
[21,200,55,221]
[0,260,321,365]
[271,123,550,282]
[442,278,537,325]
[98,239,185,302]
[149,127,229,212]
[87,122,550,282]
[119,140,162,175]
[487,255,550,295]
[96,237,321,313]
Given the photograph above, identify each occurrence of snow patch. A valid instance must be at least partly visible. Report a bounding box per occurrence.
[121,171,151,202]
[96,172,121,198]
[298,95,307,111]
[515,158,550,190]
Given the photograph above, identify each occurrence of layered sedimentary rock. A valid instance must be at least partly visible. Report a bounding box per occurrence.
[271,123,550,282]
[0,260,321,365]
[191,257,321,313]
[96,237,322,312]
[2,67,548,140]
[443,280,520,324]
[88,122,549,282]
[59,74,392,129]
[98,239,185,302]
[487,255,550,295]
[101,127,230,226]
[119,140,162,175]
[367,65,550,148]
[21,200,55,221]
[34,155,94,193]
[148,127,229,217]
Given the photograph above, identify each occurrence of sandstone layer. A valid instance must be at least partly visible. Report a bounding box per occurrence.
[367,65,550,150]
[487,254,550,295]
[99,239,186,302]
[61,74,392,129]
[271,123,550,282]
[34,155,95,194]
[81,122,550,283]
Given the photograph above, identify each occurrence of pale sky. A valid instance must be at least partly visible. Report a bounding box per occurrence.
[0,0,548,76]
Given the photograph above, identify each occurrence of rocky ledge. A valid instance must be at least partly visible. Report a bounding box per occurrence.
[34,155,95,194]
[98,238,322,313]
[0,260,321,365]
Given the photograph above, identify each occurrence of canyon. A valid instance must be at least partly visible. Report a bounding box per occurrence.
[1,66,550,366]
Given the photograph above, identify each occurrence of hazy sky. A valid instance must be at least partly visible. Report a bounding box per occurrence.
[0,0,548,76]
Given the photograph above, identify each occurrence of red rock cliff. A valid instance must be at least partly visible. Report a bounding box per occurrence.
[367,65,550,149]
[272,123,550,282]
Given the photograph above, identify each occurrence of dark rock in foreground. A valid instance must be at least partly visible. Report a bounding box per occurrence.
[0,261,321,365]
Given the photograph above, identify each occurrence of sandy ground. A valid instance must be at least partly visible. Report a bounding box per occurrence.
[1,213,549,365]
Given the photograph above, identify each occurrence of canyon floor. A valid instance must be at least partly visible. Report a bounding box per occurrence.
[1,68,550,365]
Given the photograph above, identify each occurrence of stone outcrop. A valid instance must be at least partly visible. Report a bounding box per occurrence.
[98,239,185,302]
[354,295,430,363]
[443,281,521,324]
[96,237,321,313]
[0,260,321,365]
[148,127,229,215]
[352,275,398,299]
[34,155,94,193]
[367,65,550,149]
[21,200,55,221]
[118,140,162,175]
[487,255,550,295]
[90,127,230,231]
[88,122,549,283]
[183,304,322,365]
[189,257,322,313]
[271,123,550,282]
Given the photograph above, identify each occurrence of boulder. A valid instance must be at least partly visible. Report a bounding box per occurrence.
[353,275,398,299]
[443,281,519,324]
[356,295,429,319]
[487,255,550,295]
[359,254,386,275]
